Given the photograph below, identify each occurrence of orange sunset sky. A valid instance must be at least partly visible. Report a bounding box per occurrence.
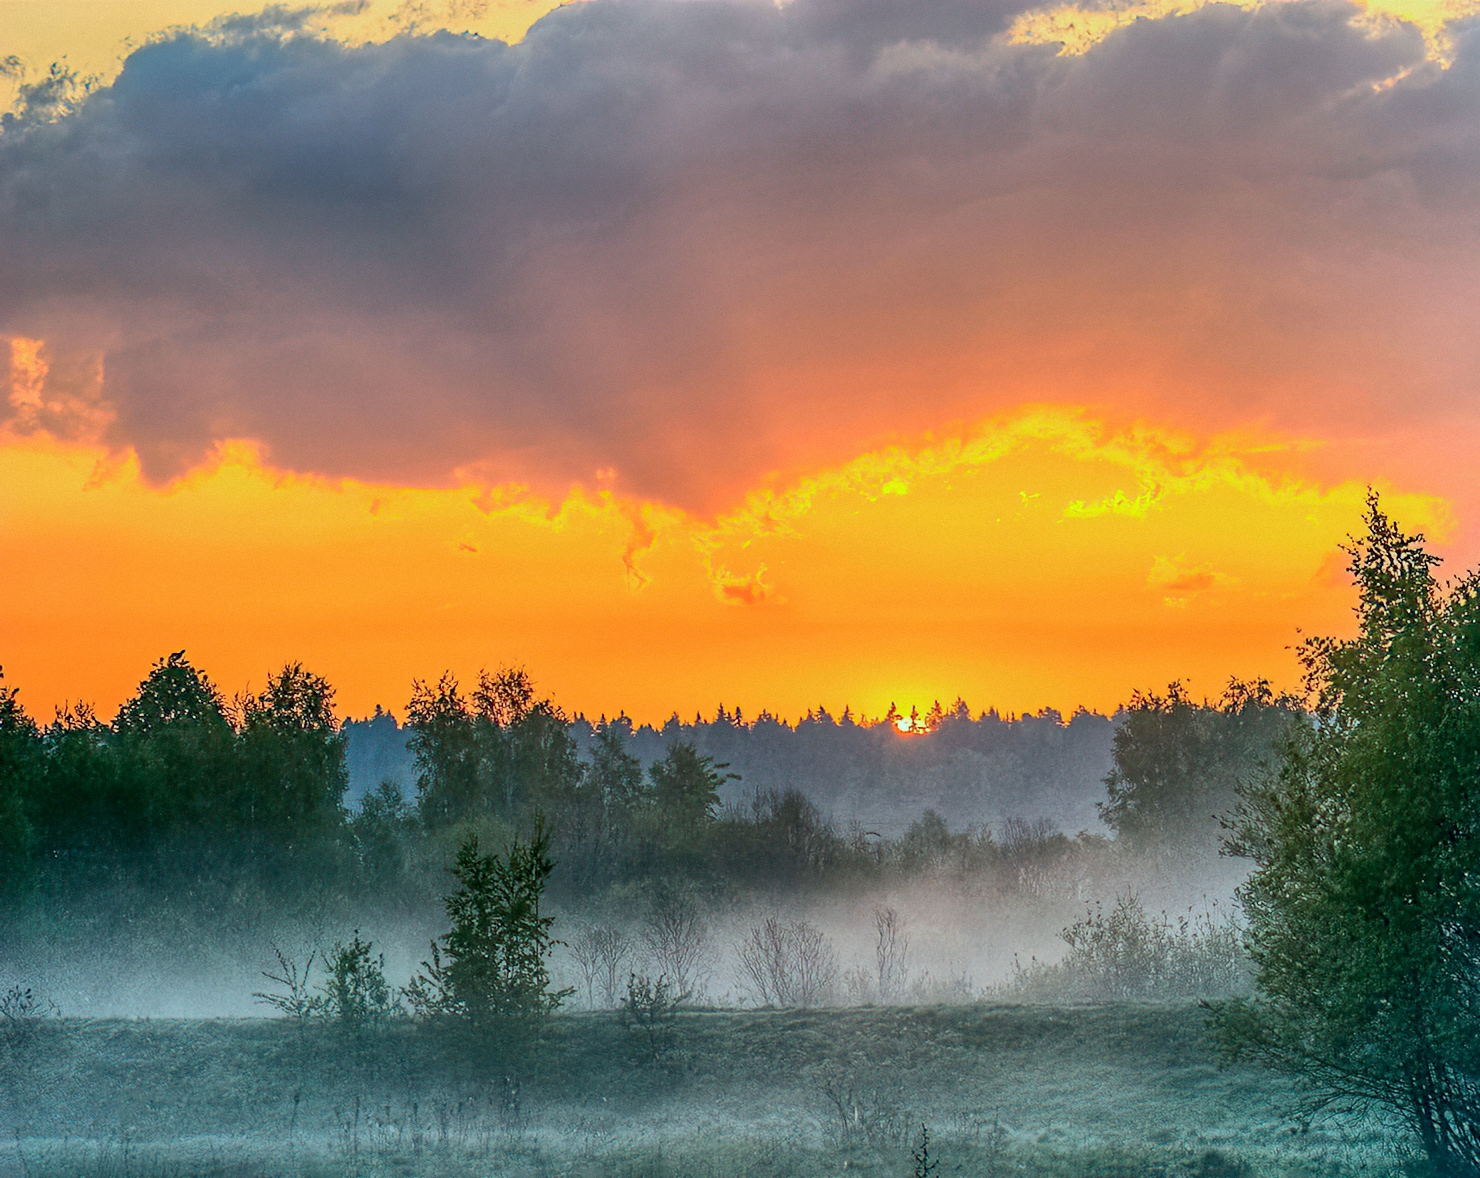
[2,0,1478,724]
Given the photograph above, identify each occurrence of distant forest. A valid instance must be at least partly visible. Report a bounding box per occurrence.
[346,701,1117,836]
[0,654,1295,920]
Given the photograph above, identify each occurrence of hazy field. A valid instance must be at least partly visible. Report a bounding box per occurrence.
[0,1004,1402,1178]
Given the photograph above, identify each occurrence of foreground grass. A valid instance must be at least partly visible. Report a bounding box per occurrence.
[0,1004,1405,1178]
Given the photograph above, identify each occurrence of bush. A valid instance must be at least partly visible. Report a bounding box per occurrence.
[254,947,318,1021]
[623,972,684,1064]
[1006,896,1247,1001]
[640,884,713,999]
[569,924,633,1008]
[0,985,57,1024]
[405,824,571,1028]
[319,931,398,1032]
[738,917,838,1007]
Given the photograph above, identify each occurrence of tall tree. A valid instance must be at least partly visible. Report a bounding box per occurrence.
[0,670,39,895]
[1101,679,1297,855]
[587,724,645,815]
[406,673,485,827]
[1214,497,1480,1175]
[113,651,235,840]
[650,742,729,831]
[409,668,580,828]
[238,663,347,845]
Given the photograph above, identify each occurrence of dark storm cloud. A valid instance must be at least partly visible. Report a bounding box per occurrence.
[0,0,1475,507]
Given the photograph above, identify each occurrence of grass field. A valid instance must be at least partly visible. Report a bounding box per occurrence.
[0,1004,1406,1178]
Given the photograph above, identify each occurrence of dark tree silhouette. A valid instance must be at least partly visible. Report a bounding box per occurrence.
[1101,678,1297,856]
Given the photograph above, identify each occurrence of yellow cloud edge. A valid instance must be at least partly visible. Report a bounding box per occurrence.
[1006,0,1480,64]
[0,399,1450,611]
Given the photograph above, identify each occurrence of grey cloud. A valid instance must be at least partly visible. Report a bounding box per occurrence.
[0,0,1475,507]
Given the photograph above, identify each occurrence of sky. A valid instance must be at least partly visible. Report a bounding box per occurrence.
[0,0,1476,724]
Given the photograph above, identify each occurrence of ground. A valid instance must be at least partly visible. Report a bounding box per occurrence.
[0,1004,1405,1177]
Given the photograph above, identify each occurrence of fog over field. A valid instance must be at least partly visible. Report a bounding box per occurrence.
[4,0,1480,1153]
[4,505,1477,1176]
[4,673,1253,1020]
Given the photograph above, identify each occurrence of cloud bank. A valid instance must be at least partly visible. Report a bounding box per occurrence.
[2,0,1478,511]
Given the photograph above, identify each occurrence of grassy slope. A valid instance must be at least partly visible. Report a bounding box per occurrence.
[0,1004,1399,1178]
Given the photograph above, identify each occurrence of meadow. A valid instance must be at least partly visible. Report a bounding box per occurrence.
[0,1003,1397,1178]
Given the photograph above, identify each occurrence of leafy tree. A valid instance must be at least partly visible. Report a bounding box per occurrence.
[472,667,536,728]
[406,673,485,826]
[113,651,236,841]
[408,823,571,1028]
[1214,497,1480,1175]
[408,668,580,828]
[587,723,645,814]
[32,703,127,859]
[350,781,417,890]
[0,670,39,895]
[649,742,729,833]
[237,663,347,845]
[1101,679,1297,855]
[507,700,583,819]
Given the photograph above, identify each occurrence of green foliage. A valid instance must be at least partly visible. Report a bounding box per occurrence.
[650,743,728,825]
[1213,496,1480,1175]
[319,931,397,1033]
[408,825,571,1028]
[349,781,418,890]
[1101,679,1298,855]
[0,669,39,896]
[622,972,684,1063]
[1,652,358,907]
[588,724,646,813]
[113,651,237,841]
[237,663,347,845]
[1008,896,1246,1001]
[408,668,581,829]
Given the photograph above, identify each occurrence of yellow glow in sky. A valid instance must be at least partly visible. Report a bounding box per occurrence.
[1007,0,1480,61]
[0,0,1463,726]
[0,0,568,108]
[0,410,1443,724]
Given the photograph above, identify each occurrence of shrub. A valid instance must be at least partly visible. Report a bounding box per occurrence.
[738,916,838,1007]
[254,947,318,1021]
[0,985,56,1023]
[875,907,910,1002]
[405,824,572,1028]
[569,924,633,1008]
[319,931,398,1032]
[640,885,713,999]
[622,972,684,1064]
[1006,896,1246,1001]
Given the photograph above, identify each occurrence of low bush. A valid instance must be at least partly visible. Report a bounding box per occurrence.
[1004,895,1248,1001]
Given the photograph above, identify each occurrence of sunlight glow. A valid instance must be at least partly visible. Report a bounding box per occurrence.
[0,404,1445,723]
[1006,0,1478,62]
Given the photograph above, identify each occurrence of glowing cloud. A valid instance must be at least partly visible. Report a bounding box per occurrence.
[1007,0,1479,60]
[0,413,1445,723]
[2,0,1478,718]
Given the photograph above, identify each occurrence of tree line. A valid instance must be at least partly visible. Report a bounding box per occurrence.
[0,651,1305,911]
